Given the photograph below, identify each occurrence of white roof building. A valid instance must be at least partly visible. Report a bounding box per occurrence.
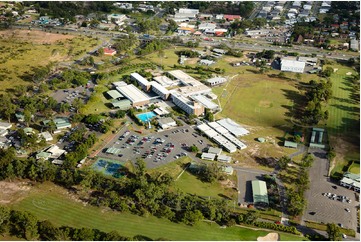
[191,95,219,111]
[112,81,128,87]
[208,122,229,134]
[153,75,178,87]
[350,39,359,51]
[208,147,222,155]
[40,131,53,142]
[198,22,216,31]
[281,59,306,73]
[201,152,216,161]
[217,154,232,163]
[206,77,227,86]
[217,118,250,137]
[46,145,66,159]
[158,117,177,129]
[116,84,150,107]
[131,73,150,91]
[149,81,170,100]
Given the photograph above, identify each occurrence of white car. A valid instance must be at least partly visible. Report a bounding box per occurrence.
[342,234,347,239]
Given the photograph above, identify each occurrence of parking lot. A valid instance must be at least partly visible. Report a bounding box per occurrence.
[304,149,359,232]
[99,123,213,169]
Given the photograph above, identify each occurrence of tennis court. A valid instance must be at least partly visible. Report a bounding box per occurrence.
[92,158,126,178]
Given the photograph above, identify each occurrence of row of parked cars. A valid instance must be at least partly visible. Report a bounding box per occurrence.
[322,192,352,204]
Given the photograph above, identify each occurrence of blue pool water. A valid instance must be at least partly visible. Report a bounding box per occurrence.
[137,111,157,122]
[92,158,126,178]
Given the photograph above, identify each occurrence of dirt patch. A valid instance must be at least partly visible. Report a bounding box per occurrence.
[257,232,279,241]
[185,58,199,65]
[220,179,235,188]
[0,29,75,44]
[0,181,32,204]
[259,100,272,108]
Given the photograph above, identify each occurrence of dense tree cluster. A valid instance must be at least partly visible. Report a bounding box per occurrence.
[139,39,170,56]
[302,79,332,125]
[49,70,91,89]
[175,50,200,58]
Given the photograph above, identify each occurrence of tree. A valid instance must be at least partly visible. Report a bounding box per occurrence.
[189,145,198,153]
[24,109,32,127]
[0,206,10,234]
[72,98,84,114]
[135,158,146,177]
[182,209,204,225]
[278,156,291,169]
[38,220,59,241]
[97,48,104,56]
[326,223,342,241]
[72,228,95,241]
[243,210,259,224]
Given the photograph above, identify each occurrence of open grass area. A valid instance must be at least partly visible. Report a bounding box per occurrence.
[80,84,110,115]
[9,182,305,241]
[325,64,359,137]
[348,161,360,174]
[175,170,237,200]
[148,156,192,178]
[0,30,100,92]
[215,71,299,127]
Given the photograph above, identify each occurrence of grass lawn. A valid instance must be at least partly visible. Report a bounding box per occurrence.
[175,170,237,200]
[325,64,360,176]
[215,72,299,127]
[348,162,360,174]
[80,84,110,115]
[0,31,100,93]
[10,182,305,241]
[148,156,191,178]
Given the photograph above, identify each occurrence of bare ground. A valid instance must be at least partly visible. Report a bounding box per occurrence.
[257,232,280,241]
[0,29,74,44]
[0,180,32,204]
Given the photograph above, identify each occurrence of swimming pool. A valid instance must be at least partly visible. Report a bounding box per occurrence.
[136,111,157,123]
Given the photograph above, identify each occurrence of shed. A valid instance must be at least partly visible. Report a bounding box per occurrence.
[252,180,269,206]
[208,147,222,155]
[257,137,266,143]
[40,131,53,141]
[158,117,177,129]
[217,155,232,163]
[284,140,298,148]
[221,165,234,175]
[201,152,216,161]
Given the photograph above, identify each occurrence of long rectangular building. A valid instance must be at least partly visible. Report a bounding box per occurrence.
[116,84,150,107]
[130,72,151,91]
[217,118,249,137]
[191,95,219,112]
[149,81,170,100]
[281,59,305,73]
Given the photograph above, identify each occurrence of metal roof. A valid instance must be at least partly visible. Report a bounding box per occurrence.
[217,155,232,163]
[131,73,150,86]
[191,95,218,110]
[217,118,249,137]
[201,152,216,160]
[208,147,222,155]
[252,180,269,205]
[116,84,150,103]
[284,140,298,148]
[107,90,124,99]
[111,99,131,109]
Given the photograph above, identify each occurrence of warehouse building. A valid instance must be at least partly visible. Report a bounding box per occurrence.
[130,73,151,91]
[206,77,227,86]
[208,147,222,156]
[149,81,170,100]
[190,95,219,112]
[217,154,232,163]
[116,84,150,107]
[171,91,204,116]
[281,59,306,73]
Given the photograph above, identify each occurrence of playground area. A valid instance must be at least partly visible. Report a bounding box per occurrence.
[92,158,126,178]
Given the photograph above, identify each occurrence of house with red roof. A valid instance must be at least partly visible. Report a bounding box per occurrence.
[223,14,241,21]
[103,48,117,56]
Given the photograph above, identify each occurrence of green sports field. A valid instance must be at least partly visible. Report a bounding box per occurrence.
[214,72,300,127]
[10,183,305,241]
[326,65,359,138]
